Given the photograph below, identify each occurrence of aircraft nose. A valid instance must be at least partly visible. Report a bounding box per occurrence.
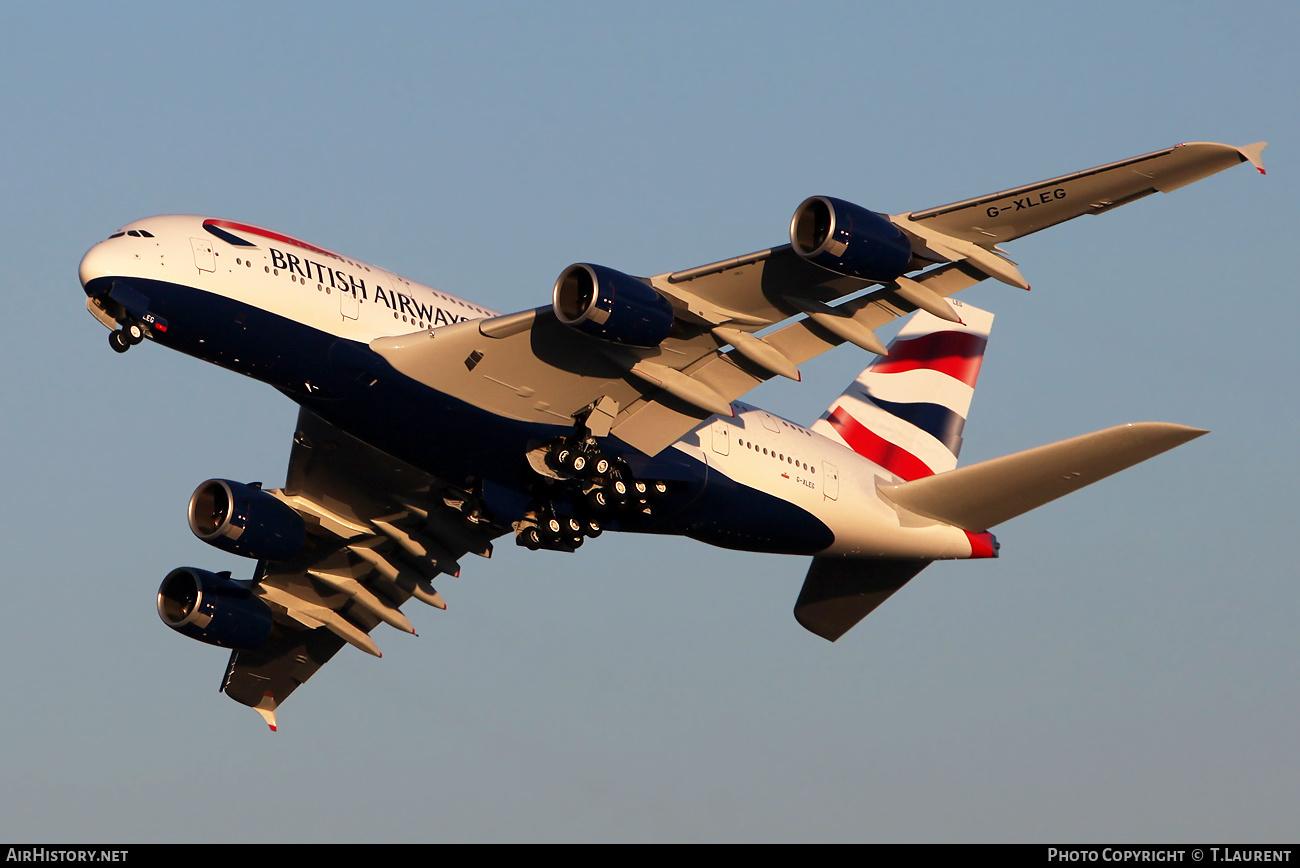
[79,241,117,295]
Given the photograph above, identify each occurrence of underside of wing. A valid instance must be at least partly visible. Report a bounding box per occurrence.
[371,140,1261,462]
[372,258,989,457]
[217,409,508,729]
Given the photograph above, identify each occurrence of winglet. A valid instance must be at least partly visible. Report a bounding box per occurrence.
[1237,141,1267,174]
[254,695,279,732]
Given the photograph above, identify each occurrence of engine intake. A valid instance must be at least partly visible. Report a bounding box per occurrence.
[157,567,274,650]
[789,196,913,282]
[553,263,675,347]
[188,479,306,561]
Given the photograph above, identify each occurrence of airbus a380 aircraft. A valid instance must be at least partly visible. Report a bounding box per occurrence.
[80,142,1265,729]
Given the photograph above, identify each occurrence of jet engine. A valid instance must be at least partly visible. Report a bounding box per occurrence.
[552,263,675,347]
[156,567,274,650]
[789,196,913,282]
[188,478,306,561]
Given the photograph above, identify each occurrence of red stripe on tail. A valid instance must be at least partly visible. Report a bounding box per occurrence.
[827,407,935,480]
[870,331,988,386]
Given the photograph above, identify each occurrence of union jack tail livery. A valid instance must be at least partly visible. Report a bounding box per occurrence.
[811,301,993,480]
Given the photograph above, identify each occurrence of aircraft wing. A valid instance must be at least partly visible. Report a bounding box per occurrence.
[372,141,1262,457]
[219,408,507,729]
[898,141,1266,248]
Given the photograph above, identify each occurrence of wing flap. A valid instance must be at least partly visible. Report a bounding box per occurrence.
[878,422,1208,531]
[610,262,987,455]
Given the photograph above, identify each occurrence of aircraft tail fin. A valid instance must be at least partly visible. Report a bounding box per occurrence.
[878,422,1207,531]
[810,302,993,479]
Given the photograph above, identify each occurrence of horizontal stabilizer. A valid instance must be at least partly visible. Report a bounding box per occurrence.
[794,557,932,642]
[879,422,1207,531]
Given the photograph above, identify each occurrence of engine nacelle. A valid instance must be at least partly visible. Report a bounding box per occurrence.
[157,567,274,650]
[188,478,306,561]
[552,263,675,347]
[789,196,913,282]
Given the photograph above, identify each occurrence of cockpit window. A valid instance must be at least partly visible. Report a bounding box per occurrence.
[127,230,141,237]
[109,232,125,238]
[138,229,154,237]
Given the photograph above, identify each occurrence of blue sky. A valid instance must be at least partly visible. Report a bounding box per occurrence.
[1,1,1295,842]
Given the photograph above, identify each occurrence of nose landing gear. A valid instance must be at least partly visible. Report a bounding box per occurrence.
[108,319,147,354]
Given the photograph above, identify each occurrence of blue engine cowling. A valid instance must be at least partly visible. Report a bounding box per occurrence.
[789,196,913,282]
[552,263,675,347]
[188,478,306,561]
[156,567,275,650]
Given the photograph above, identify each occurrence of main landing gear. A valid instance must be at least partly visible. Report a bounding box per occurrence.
[514,427,669,552]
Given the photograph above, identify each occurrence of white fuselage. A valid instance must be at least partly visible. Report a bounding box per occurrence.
[80,215,988,562]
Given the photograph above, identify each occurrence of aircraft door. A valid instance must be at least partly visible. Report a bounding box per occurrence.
[711,421,730,456]
[340,284,359,320]
[822,461,839,501]
[190,237,215,273]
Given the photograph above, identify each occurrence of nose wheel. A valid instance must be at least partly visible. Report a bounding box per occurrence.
[108,320,147,353]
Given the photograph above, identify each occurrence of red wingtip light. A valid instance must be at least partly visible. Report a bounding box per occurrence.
[1258,167,1267,175]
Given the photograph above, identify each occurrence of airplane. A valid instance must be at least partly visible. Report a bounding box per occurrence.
[78,141,1265,730]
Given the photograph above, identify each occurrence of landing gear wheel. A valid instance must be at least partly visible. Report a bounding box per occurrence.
[565,452,587,474]
[650,481,668,497]
[584,518,602,538]
[109,330,130,353]
[519,526,542,550]
[587,489,609,511]
[124,322,145,345]
[592,456,611,476]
